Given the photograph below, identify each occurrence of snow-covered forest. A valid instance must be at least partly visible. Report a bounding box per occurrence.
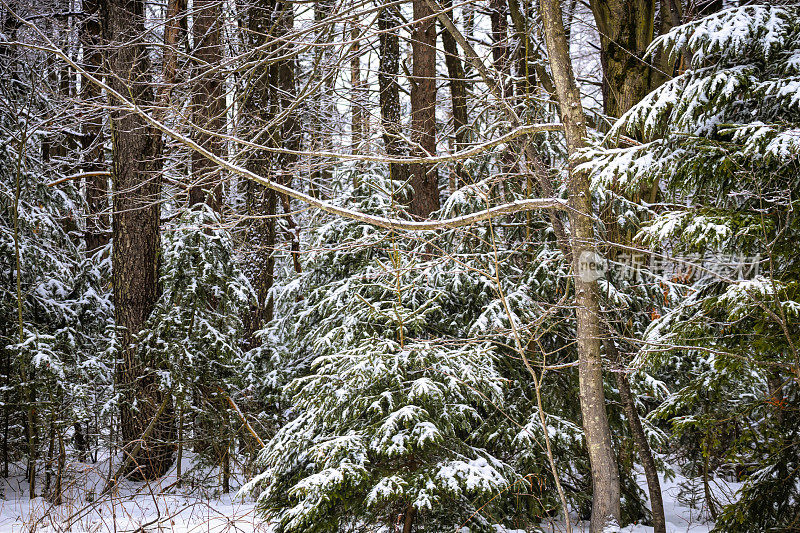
[0,0,797,530]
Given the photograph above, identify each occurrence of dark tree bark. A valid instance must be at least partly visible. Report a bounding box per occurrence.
[589,0,656,119]
[190,0,224,210]
[506,0,555,97]
[378,3,409,186]
[81,0,108,253]
[242,0,279,335]
[350,21,364,154]
[605,337,666,533]
[439,0,468,189]
[590,4,670,531]
[241,0,301,336]
[274,2,302,274]
[538,0,621,530]
[489,0,513,101]
[409,0,439,218]
[102,0,173,480]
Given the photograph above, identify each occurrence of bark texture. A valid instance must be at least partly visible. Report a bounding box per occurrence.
[81,0,107,252]
[590,3,669,530]
[538,0,622,530]
[606,338,666,533]
[242,0,301,335]
[350,21,364,153]
[190,0,224,210]
[409,0,439,218]
[589,0,655,119]
[378,3,409,185]
[102,0,173,479]
[439,0,468,188]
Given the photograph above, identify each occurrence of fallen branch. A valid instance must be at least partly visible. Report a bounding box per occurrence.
[217,387,266,449]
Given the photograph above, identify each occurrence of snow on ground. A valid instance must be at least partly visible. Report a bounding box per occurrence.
[0,491,266,533]
[0,457,737,532]
[0,452,270,533]
[539,462,741,533]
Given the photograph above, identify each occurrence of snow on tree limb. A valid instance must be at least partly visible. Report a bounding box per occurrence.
[6,14,568,233]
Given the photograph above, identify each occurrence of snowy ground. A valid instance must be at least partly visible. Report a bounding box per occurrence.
[0,459,736,532]
[0,453,269,533]
[539,464,741,533]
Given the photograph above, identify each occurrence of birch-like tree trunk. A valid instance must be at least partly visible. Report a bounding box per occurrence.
[538,0,621,529]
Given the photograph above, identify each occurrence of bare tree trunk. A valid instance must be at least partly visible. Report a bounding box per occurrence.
[190,0,224,210]
[350,21,363,154]
[605,338,666,533]
[378,2,409,186]
[538,0,621,530]
[439,0,468,189]
[589,5,669,531]
[489,0,512,101]
[53,429,64,505]
[81,0,108,252]
[274,1,302,274]
[402,504,416,533]
[102,0,173,480]
[241,0,300,334]
[618,371,666,532]
[409,0,439,218]
[506,0,556,97]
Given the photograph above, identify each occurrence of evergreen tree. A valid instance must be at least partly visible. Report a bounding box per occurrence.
[139,205,255,484]
[0,50,112,494]
[586,5,800,530]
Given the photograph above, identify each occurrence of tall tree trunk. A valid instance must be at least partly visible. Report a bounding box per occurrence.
[538,0,621,530]
[489,0,512,101]
[241,0,300,333]
[590,4,669,531]
[439,0,468,189]
[102,0,173,480]
[190,0,224,210]
[506,0,555,97]
[378,2,409,186]
[350,20,364,154]
[81,0,108,252]
[409,0,439,218]
[242,0,276,334]
[274,1,302,274]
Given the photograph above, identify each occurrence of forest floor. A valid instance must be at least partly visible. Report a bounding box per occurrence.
[0,456,738,532]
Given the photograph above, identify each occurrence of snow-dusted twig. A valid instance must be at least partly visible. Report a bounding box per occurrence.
[3,10,569,234]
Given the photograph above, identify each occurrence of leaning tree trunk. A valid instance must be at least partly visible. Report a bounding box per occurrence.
[538,0,622,530]
[605,337,666,533]
[102,0,174,480]
[409,0,439,218]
